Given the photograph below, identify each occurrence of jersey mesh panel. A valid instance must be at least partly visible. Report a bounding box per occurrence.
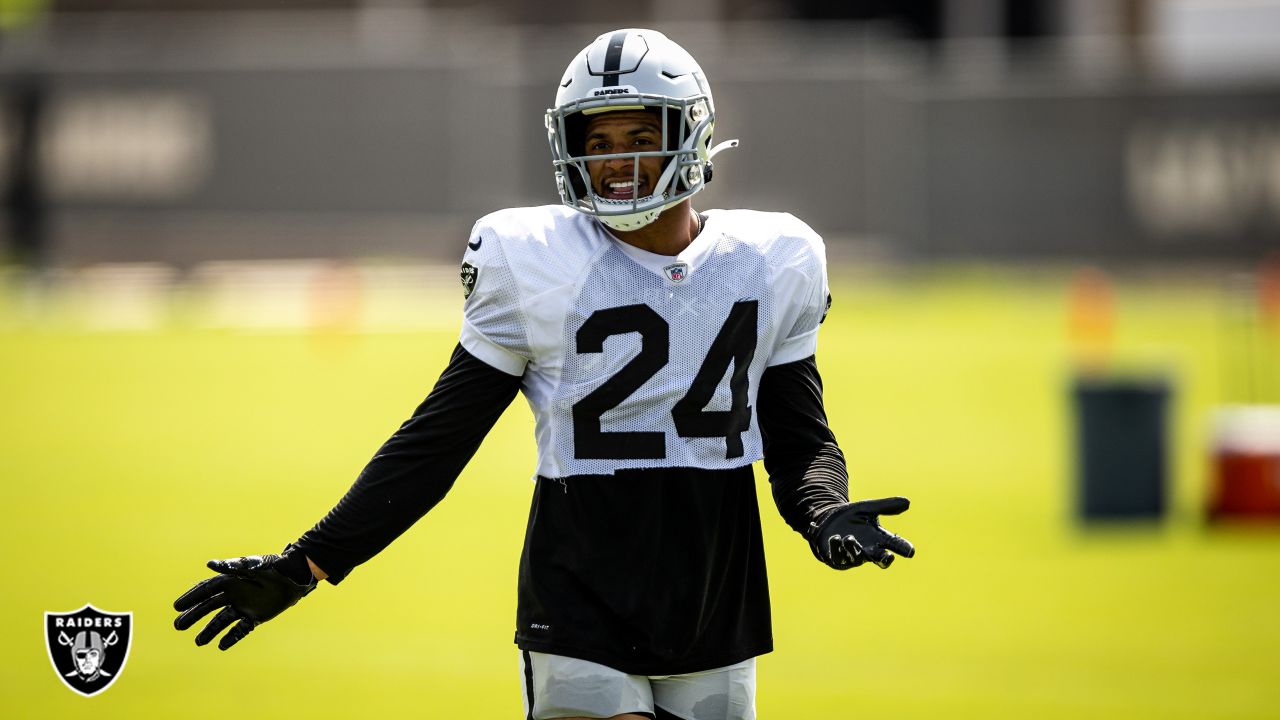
[549,235,777,476]
[783,240,826,339]
[465,243,533,360]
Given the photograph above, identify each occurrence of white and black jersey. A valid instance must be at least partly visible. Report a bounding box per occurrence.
[295,205,850,676]
[460,205,828,476]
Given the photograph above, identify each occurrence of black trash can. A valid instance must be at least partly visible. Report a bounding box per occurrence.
[1072,376,1170,520]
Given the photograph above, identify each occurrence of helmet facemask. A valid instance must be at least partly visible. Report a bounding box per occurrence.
[546,94,725,232]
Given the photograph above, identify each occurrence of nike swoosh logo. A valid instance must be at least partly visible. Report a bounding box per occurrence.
[467,237,483,251]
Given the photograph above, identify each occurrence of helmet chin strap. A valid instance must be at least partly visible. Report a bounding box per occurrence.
[591,192,667,231]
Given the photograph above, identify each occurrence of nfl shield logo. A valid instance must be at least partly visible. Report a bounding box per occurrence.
[45,604,133,697]
[663,262,689,283]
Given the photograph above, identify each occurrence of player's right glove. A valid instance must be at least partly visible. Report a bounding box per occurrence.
[173,545,317,650]
[809,496,916,570]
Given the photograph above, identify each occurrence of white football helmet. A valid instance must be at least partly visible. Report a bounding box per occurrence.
[545,28,738,231]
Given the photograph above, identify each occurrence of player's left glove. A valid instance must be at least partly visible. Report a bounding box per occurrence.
[173,545,317,650]
[809,496,916,570]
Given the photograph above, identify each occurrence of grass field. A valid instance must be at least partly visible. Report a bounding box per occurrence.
[1,265,1277,719]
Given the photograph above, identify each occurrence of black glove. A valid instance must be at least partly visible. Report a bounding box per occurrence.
[809,497,916,570]
[173,546,317,650]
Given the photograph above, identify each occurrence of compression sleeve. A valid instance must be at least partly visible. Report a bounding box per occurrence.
[294,343,523,584]
[757,354,850,538]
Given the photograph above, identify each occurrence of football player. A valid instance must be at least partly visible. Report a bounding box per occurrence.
[174,28,915,720]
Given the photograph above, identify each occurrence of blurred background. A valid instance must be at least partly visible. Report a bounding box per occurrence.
[1,1,1278,718]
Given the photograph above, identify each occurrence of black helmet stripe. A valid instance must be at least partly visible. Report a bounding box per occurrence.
[601,30,629,87]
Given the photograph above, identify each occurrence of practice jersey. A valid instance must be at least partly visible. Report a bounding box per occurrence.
[458,205,829,480]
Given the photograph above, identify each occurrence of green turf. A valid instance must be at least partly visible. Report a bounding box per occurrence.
[1,267,1277,718]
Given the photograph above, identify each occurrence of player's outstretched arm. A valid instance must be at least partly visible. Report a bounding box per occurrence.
[173,546,317,650]
[290,343,523,582]
[758,355,917,570]
[173,344,521,651]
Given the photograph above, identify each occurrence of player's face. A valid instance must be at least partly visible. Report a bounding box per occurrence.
[583,110,665,201]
